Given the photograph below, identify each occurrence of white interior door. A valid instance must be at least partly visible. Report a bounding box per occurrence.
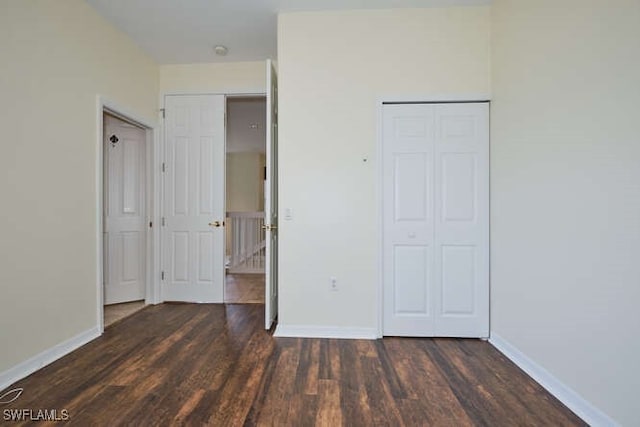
[382,102,489,337]
[265,59,279,329]
[163,95,226,303]
[104,115,146,305]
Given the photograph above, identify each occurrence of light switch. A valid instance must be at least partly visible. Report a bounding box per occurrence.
[284,208,293,220]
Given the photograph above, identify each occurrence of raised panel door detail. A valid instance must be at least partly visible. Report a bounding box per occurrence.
[198,232,213,282]
[394,117,428,138]
[441,153,476,222]
[174,107,189,134]
[106,136,123,218]
[121,231,140,283]
[173,137,189,216]
[393,245,429,315]
[441,115,476,141]
[172,232,189,283]
[394,153,429,222]
[105,233,114,289]
[441,245,475,315]
[122,138,139,214]
[200,108,216,134]
[199,137,214,215]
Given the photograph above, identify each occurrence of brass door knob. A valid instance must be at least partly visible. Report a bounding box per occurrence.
[208,221,224,227]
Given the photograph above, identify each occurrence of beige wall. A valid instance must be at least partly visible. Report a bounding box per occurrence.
[491,1,640,425]
[159,62,265,94]
[0,0,158,373]
[277,7,490,330]
[226,152,265,213]
[225,152,265,256]
[227,98,267,153]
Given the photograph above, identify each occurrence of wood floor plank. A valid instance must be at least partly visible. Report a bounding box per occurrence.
[337,341,375,426]
[315,379,342,427]
[1,304,585,426]
[225,274,265,304]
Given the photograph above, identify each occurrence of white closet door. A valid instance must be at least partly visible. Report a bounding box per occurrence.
[382,102,489,338]
[433,103,489,337]
[104,115,146,305]
[163,95,226,303]
[383,104,436,336]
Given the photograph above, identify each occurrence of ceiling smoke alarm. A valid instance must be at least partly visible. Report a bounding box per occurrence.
[214,45,228,56]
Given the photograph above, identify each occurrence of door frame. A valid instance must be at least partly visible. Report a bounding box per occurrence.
[375,93,491,338]
[159,90,266,303]
[96,96,161,334]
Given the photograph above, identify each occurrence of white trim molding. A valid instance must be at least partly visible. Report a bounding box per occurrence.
[274,325,377,340]
[489,334,619,427]
[0,327,100,392]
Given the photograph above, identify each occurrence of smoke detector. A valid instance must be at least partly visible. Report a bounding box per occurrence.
[214,45,228,56]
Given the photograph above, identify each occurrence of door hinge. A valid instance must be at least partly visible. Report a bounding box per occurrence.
[161,271,165,280]
[161,162,166,173]
[162,217,165,226]
[160,108,165,119]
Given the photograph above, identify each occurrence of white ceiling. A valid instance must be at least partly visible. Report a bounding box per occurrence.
[85,0,490,64]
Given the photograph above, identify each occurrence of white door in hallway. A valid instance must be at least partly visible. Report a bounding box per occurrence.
[104,115,146,305]
[382,102,489,337]
[265,59,279,329]
[163,95,226,303]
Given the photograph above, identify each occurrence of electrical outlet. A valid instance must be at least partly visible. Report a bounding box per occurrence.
[330,277,338,292]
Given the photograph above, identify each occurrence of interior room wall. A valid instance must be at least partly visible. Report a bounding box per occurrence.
[276,7,490,331]
[226,153,265,213]
[227,97,267,153]
[491,1,640,425]
[0,0,158,376]
[225,152,265,257]
[159,62,265,95]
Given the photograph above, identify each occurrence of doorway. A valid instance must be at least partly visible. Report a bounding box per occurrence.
[159,59,278,328]
[224,96,267,304]
[102,111,150,327]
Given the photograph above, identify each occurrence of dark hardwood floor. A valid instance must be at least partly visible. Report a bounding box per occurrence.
[2,304,585,426]
[224,273,265,304]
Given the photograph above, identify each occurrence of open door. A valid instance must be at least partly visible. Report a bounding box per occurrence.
[264,59,278,329]
[104,114,146,305]
[162,95,226,303]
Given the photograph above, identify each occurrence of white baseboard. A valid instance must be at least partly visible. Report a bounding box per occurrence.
[274,324,377,340]
[489,334,618,427]
[0,326,101,392]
